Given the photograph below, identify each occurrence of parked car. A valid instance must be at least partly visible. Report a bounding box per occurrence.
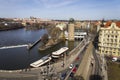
[69,64,74,69]
[112,57,117,62]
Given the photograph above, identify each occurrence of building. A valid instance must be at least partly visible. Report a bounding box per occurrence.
[67,21,89,41]
[74,29,87,40]
[68,23,74,41]
[98,21,120,57]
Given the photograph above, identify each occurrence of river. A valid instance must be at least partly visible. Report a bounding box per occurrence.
[0,28,80,70]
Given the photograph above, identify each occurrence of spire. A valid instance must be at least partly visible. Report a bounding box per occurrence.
[101,18,105,27]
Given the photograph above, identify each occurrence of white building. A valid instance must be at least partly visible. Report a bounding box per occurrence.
[98,21,120,57]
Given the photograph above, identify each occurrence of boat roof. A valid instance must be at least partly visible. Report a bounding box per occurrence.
[30,56,51,67]
[52,47,68,55]
[52,55,60,58]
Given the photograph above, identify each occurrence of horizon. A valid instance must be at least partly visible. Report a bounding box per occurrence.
[1,17,119,21]
[0,0,120,20]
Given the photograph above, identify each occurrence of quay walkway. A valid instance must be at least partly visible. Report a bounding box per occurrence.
[0,37,90,80]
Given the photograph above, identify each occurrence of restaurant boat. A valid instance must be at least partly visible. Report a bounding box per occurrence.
[30,56,52,68]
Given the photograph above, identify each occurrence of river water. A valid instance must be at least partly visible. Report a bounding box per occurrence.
[0,28,80,70]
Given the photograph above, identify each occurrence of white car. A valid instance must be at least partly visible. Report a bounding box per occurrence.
[69,64,73,69]
[112,57,117,62]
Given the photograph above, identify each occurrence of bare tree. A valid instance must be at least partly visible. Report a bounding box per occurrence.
[41,34,49,45]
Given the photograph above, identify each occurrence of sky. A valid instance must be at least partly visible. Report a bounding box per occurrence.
[0,0,120,20]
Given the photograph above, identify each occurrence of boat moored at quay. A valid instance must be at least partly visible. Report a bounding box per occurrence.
[30,47,69,68]
[30,56,52,68]
[52,47,69,58]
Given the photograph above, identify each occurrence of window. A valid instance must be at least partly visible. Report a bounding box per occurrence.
[106,51,108,53]
[111,39,113,42]
[111,35,114,37]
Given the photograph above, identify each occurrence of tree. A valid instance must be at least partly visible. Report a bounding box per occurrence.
[51,27,61,41]
[41,34,49,44]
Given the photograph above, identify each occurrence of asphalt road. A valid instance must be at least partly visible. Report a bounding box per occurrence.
[91,48,102,80]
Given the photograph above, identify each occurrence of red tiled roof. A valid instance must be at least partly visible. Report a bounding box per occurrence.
[100,21,120,28]
[104,21,112,28]
[115,21,120,27]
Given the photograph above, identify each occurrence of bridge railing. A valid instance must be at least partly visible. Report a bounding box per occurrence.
[64,38,88,80]
[68,38,86,56]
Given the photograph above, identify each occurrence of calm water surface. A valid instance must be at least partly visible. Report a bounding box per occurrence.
[0,28,80,70]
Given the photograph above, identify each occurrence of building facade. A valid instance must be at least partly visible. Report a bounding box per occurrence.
[98,22,120,57]
[68,23,74,41]
[74,29,87,40]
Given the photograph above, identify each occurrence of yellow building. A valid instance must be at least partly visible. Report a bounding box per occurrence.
[98,21,120,57]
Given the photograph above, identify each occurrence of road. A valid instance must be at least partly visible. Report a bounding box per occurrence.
[91,47,102,80]
[63,44,88,80]
[63,35,93,80]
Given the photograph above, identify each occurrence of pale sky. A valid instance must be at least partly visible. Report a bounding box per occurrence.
[0,0,120,20]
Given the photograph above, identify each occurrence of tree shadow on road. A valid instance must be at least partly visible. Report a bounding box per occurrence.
[89,75,102,80]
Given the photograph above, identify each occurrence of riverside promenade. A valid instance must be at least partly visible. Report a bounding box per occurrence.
[0,38,90,80]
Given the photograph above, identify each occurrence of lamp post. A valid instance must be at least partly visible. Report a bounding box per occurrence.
[26,50,31,71]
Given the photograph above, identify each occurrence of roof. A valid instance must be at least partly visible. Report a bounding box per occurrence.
[116,21,120,27]
[101,21,120,28]
[104,21,112,28]
[52,47,68,55]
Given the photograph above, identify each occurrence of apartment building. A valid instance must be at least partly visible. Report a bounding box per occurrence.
[98,21,120,57]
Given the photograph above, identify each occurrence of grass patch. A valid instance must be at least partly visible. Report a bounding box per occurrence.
[107,61,120,80]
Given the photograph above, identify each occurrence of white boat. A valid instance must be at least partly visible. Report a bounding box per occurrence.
[51,55,60,58]
[52,47,68,58]
[30,56,52,68]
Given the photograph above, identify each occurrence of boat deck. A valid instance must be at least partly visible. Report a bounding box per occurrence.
[30,56,51,68]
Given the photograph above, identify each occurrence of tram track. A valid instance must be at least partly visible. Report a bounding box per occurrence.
[92,48,102,80]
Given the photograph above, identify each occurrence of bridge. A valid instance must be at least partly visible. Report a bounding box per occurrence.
[45,37,90,80]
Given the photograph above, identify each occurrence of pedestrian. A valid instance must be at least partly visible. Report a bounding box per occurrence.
[61,62,65,67]
[28,65,31,71]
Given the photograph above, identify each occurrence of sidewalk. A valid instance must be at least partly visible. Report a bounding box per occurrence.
[95,50,108,80]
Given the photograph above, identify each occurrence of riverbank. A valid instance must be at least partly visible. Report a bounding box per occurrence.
[25,22,55,30]
[39,39,64,51]
[0,23,24,31]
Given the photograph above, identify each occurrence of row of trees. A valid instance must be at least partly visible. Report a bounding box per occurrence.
[0,23,23,31]
[25,22,56,30]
